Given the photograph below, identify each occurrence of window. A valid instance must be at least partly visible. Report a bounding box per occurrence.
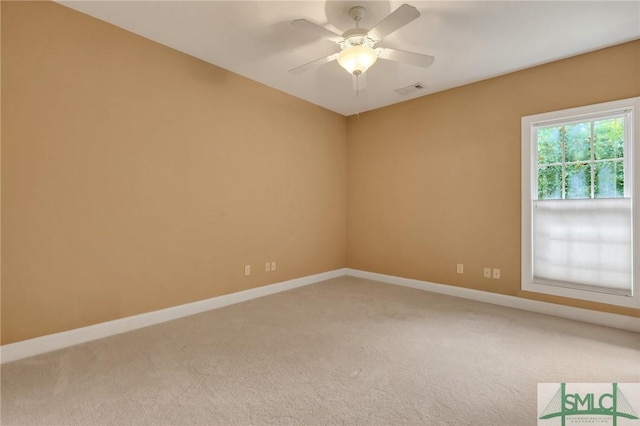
[521,97,640,308]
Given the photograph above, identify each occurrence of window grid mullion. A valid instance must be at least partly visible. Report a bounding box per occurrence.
[590,120,595,198]
[541,157,624,168]
[561,126,566,199]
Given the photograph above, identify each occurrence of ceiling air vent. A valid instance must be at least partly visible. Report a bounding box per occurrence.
[395,82,426,95]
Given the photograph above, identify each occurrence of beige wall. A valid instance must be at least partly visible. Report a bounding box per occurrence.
[2,3,638,346]
[347,40,640,317]
[1,1,347,344]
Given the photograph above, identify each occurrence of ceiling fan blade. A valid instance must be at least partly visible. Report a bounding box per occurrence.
[291,19,343,43]
[352,73,367,92]
[289,53,339,74]
[377,47,435,68]
[368,4,420,42]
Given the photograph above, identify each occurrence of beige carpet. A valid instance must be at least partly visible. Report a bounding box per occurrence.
[1,276,639,425]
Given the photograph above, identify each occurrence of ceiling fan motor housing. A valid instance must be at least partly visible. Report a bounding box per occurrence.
[342,28,372,43]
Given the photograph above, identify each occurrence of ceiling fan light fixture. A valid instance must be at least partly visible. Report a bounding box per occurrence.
[337,44,378,75]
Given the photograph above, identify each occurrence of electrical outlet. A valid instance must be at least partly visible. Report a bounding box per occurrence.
[271,261,276,271]
[244,265,251,276]
[492,268,501,279]
[483,267,491,278]
[456,263,464,274]
[265,262,271,272]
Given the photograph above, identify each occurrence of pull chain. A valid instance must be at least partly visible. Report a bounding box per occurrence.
[356,74,360,120]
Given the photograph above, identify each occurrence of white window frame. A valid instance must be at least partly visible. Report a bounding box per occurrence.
[521,97,640,308]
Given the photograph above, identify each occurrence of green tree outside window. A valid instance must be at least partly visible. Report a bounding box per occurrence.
[537,117,624,200]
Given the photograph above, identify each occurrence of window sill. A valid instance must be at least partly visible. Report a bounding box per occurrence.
[522,279,640,308]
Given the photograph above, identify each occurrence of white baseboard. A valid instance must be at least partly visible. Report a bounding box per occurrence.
[3,267,637,364]
[346,269,640,333]
[0,268,347,364]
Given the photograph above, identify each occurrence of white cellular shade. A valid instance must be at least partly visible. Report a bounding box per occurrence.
[532,198,632,295]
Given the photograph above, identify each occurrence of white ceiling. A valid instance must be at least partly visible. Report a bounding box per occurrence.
[57,1,640,116]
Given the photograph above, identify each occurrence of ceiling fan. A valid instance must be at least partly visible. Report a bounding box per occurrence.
[289,3,435,79]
